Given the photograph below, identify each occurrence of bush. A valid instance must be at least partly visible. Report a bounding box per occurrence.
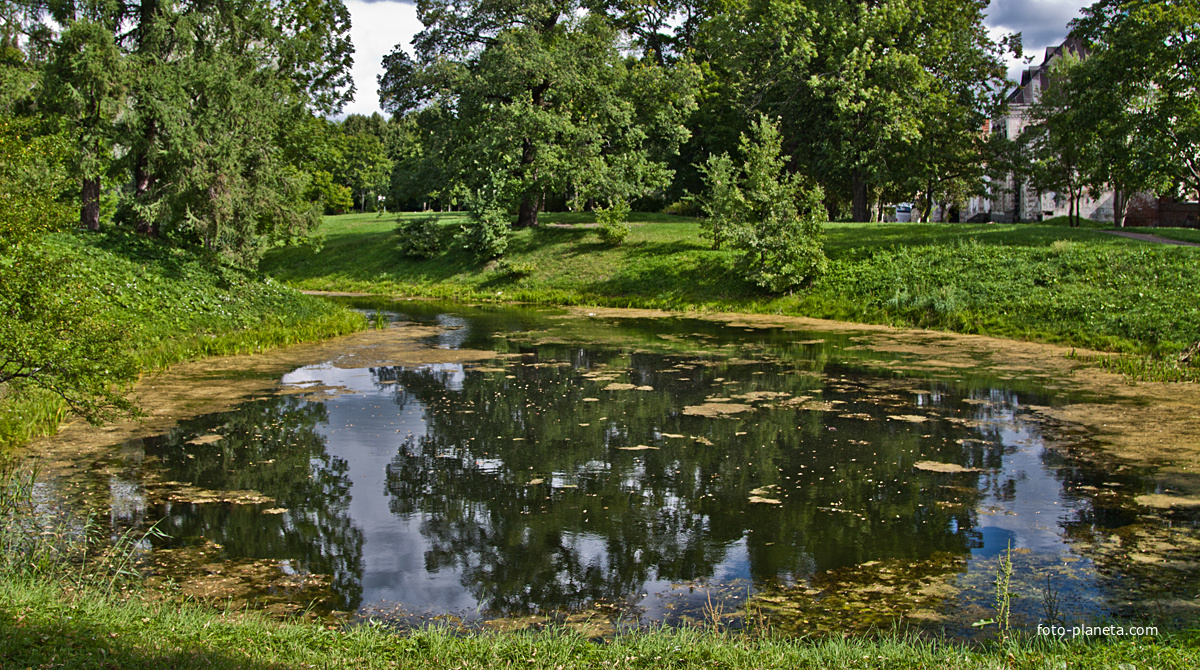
[662,199,701,217]
[458,208,509,260]
[698,115,827,293]
[596,199,632,245]
[396,216,446,258]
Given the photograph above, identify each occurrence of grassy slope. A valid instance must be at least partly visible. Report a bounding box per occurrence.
[0,231,364,449]
[263,212,1200,357]
[2,575,1196,670]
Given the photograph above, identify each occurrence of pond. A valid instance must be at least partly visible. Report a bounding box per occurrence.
[25,300,1200,638]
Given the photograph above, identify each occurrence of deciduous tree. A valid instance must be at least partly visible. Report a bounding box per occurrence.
[379,1,694,228]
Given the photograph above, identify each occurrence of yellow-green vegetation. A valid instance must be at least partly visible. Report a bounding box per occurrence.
[4,575,1198,670]
[262,212,1200,369]
[0,230,364,451]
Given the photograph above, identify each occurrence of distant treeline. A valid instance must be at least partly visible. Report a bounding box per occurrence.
[3,1,1197,253]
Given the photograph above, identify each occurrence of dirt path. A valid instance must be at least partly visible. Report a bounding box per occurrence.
[1100,230,1200,247]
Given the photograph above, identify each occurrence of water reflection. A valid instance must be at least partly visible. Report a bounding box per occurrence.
[144,396,363,611]
[94,305,1174,633]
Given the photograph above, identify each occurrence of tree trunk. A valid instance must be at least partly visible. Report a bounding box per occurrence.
[851,170,869,222]
[81,177,101,231]
[517,197,540,228]
[133,151,157,235]
[1113,189,1126,228]
[514,136,540,228]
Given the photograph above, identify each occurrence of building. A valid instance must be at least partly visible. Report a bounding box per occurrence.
[987,37,1117,223]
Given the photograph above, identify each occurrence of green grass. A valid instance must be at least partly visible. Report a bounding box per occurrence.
[2,574,1197,669]
[262,212,1200,361]
[0,230,365,450]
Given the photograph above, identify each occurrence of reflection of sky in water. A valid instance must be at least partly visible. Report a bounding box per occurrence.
[90,309,1161,633]
[277,360,1105,625]
[435,314,471,350]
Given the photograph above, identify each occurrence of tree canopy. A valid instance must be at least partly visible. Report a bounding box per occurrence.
[380,0,696,227]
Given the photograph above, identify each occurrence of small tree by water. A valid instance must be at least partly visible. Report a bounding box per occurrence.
[697,115,827,293]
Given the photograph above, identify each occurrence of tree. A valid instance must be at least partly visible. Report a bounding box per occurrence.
[379,1,695,228]
[695,0,1008,222]
[40,14,125,231]
[114,0,356,263]
[0,118,138,424]
[1067,0,1195,222]
[1023,55,1093,227]
[697,115,826,293]
[342,131,392,213]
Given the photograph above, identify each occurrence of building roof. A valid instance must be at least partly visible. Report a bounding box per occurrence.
[1005,36,1089,106]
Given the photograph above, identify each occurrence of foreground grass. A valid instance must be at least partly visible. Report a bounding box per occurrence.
[2,575,1196,670]
[262,212,1200,362]
[0,230,365,450]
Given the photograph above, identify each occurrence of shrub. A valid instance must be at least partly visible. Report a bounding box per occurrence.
[698,115,827,293]
[396,216,446,258]
[662,199,701,217]
[458,208,509,260]
[595,199,631,245]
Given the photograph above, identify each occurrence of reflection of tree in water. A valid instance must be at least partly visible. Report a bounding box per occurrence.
[380,350,1006,615]
[145,395,363,611]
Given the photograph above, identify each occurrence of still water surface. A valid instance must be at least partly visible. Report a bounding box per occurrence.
[83,302,1189,635]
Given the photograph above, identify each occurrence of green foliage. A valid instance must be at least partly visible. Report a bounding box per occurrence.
[698,116,827,293]
[308,170,354,214]
[342,130,393,213]
[456,175,512,260]
[1072,0,1200,199]
[458,208,510,261]
[695,153,742,250]
[972,541,1015,642]
[1,116,138,430]
[1023,56,1092,228]
[0,228,364,451]
[380,1,696,226]
[693,0,1009,222]
[494,258,537,278]
[0,245,140,424]
[595,199,631,245]
[396,216,447,259]
[0,118,70,245]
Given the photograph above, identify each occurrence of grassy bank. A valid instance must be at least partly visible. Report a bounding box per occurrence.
[262,213,1200,362]
[0,230,365,450]
[2,574,1196,670]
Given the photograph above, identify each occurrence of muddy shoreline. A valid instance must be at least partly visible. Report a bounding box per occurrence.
[27,301,1200,502]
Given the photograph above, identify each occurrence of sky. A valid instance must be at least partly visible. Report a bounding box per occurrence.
[340,0,1094,118]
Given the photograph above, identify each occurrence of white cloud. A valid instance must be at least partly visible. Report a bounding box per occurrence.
[984,0,1091,80]
[342,0,422,118]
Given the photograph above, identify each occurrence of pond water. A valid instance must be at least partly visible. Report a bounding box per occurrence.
[38,301,1200,637]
